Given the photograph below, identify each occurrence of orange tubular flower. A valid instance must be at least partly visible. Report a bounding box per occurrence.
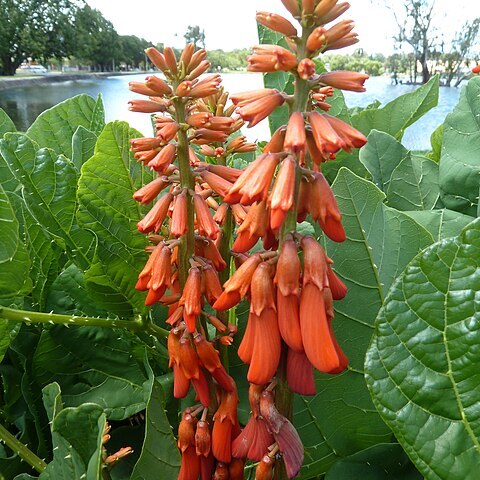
[229,458,245,480]
[301,235,329,290]
[224,153,281,205]
[170,191,188,237]
[194,334,234,392]
[280,0,301,17]
[297,58,316,80]
[163,47,178,75]
[133,176,170,204]
[200,170,233,198]
[137,191,173,233]
[325,19,355,45]
[306,27,327,53]
[147,143,177,172]
[179,267,202,332]
[310,172,346,242]
[286,348,316,395]
[284,112,307,158]
[473,65,480,74]
[255,455,275,480]
[202,263,223,305]
[195,420,211,457]
[313,0,339,19]
[193,193,220,239]
[269,156,296,230]
[235,91,286,128]
[319,1,350,25]
[213,462,229,480]
[256,11,298,37]
[212,388,239,463]
[145,75,173,96]
[128,99,170,113]
[299,282,346,373]
[302,0,316,14]
[247,45,298,73]
[178,410,196,453]
[232,200,269,253]
[213,253,262,311]
[246,264,281,385]
[323,114,367,151]
[145,47,169,73]
[318,71,369,92]
[308,111,343,155]
[156,121,179,144]
[178,446,200,480]
[128,81,160,97]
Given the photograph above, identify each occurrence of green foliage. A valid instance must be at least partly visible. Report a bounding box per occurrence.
[38,382,106,480]
[131,371,180,479]
[77,121,154,316]
[323,52,385,76]
[365,218,480,480]
[325,443,422,480]
[439,76,480,216]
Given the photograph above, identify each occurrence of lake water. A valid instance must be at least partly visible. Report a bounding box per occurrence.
[0,73,462,150]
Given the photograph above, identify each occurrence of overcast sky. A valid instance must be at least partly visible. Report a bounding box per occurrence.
[84,0,480,55]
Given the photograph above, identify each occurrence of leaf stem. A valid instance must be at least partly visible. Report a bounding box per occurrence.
[0,423,47,473]
[0,306,169,337]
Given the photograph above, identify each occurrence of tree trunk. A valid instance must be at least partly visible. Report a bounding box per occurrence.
[0,57,20,76]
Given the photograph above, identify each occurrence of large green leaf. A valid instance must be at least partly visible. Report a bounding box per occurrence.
[365,218,480,480]
[359,129,410,192]
[351,75,439,139]
[0,185,30,299]
[439,76,480,216]
[325,443,422,480]
[428,124,443,163]
[131,372,180,480]
[0,182,22,262]
[296,169,433,477]
[20,204,64,311]
[26,94,105,157]
[403,209,474,241]
[45,264,108,317]
[32,326,150,421]
[71,126,98,173]
[387,154,439,211]
[0,133,94,270]
[0,320,20,363]
[39,383,105,480]
[0,108,16,138]
[359,131,439,211]
[77,121,153,316]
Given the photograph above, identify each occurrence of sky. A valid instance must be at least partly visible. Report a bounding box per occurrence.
[84,0,480,55]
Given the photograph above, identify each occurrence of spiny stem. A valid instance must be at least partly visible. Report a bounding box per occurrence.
[0,307,169,338]
[0,423,47,473]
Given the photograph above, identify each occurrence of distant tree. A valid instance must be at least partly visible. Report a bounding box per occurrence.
[0,0,80,75]
[440,18,480,86]
[73,4,120,71]
[394,0,436,84]
[184,25,205,49]
[119,35,151,69]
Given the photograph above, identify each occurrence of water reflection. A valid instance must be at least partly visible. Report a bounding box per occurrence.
[0,74,462,150]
